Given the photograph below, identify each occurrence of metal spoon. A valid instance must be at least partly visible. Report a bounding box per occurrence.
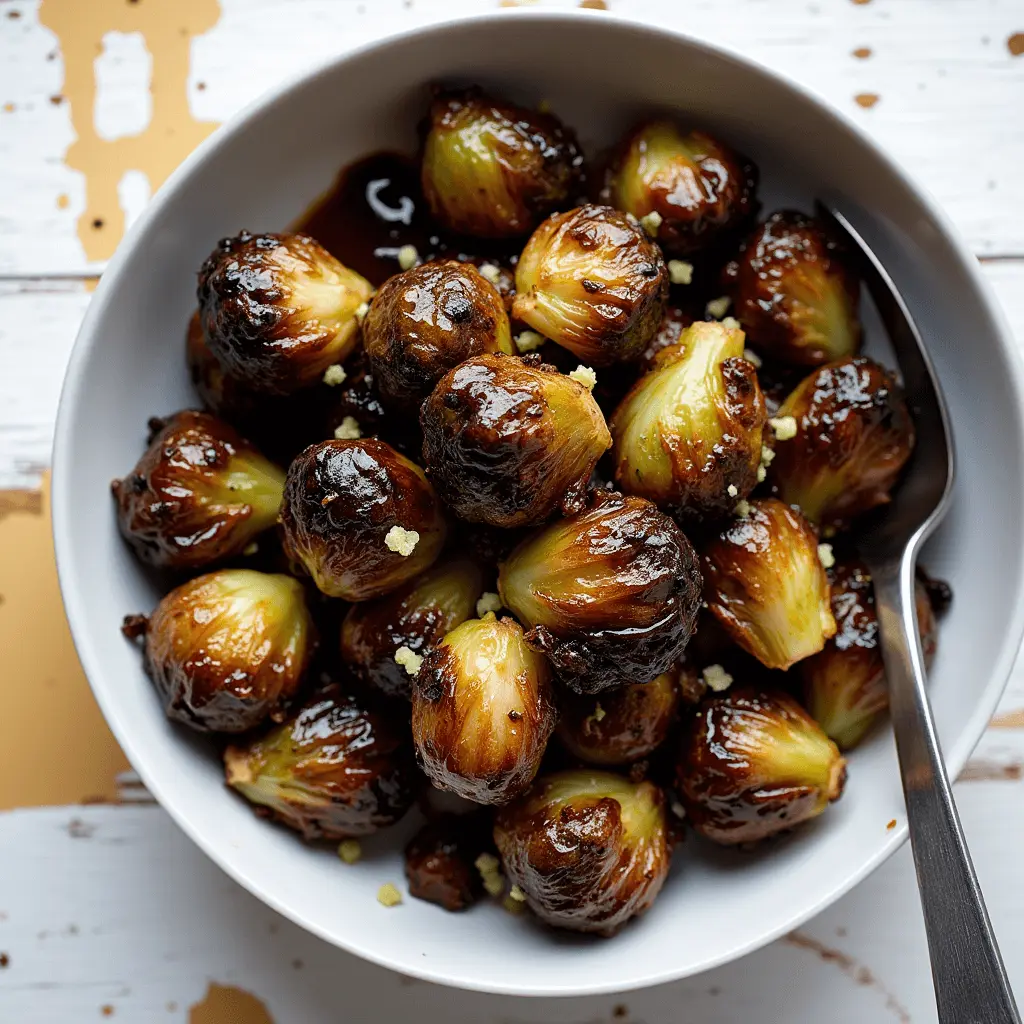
[815,202,1021,1023]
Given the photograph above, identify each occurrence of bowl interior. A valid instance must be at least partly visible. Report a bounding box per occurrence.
[52,12,1024,996]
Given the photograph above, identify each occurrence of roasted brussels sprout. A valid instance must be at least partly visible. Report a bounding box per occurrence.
[513,205,668,367]
[638,301,695,373]
[420,353,611,528]
[198,231,373,395]
[186,310,258,422]
[494,769,670,935]
[420,87,581,239]
[411,614,556,805]
[498,491,703,694]
[362,259,513,412]
[280,439,446,601]
[701,498,836,670]
[340,557,486,700]
[111,411,285,570]
[601,121,758,258]
[224,680,417,839]
[610,320,767,524]
[557,670,681,766]
[802,561,937,749]
[124,569,314,733]
[768,357,915,530]
[723,211,860,366]
[404,812,493,912]
[677,688,846,844]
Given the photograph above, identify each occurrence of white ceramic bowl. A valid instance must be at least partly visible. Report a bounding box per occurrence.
[53,10,1024,997]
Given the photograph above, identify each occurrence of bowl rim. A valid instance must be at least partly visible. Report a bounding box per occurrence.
[51,7,1024,997]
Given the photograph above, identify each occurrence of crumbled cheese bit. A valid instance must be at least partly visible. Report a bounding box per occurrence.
[385,525,419,556]
[569,364,597,390]
[478,262,502,285]
[394,646,423,677]
[817,543,835,569]
[242,541,259,556]
[670,799,687,820]
[727,484,739,498]
[639,210,663,235]
[769,415,798,441]
[514,329,545,353]
[475,852,505,897]
[377,882,402,907]
[667,259,693,286]
[702,664,734,693]
[705,296,731,320]
[508,884,527,902]
[592,702,606,723]
[397,244,419,270]
[476,592,502,617]
[734,499,752,518]
[743,347,762,368]
[322,364,347,387]
[721,316,741,330]
[333,416,361,440]
[338,839,362,864]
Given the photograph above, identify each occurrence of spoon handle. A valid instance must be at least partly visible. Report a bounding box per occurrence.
[871,553,1021,1024]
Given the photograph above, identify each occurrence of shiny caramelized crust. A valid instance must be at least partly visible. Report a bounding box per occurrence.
[498,491,703,694]
[421,87,582,239]
[769,357,915,529]
[340,557,485,700]
[419,353,611,528]
[137,569,315,733]
[404,812,492,912]
[197,231,373,395]
[602,121,759,257]
[494,770,670,935]
[723,211,860,366]
[701,498,836,670]
[280,439,446,601]
[362,259,513,412]
[111,410,285,569]
[610,321,767,524]
[411,615,557,805]
[638,302,696,373]
[513,205,668,367]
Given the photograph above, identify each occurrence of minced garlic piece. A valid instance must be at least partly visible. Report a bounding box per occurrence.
[322,364,347,387]
[702,663,734,692]
[385,525,419,556]
[377,882,402,907]
[338,839,362,864]
[817,543,835,569]
[760,445,775,467]
[475,852,505,897]
[756,465,767,483]
[720,316,741,330]
[592,702,606,723]
[769,415,798,441]
[476,592,502,617]
[743,347,762,368]
[508,884,527,902]
[355,302,370,325]
[734,499,752,518]
[569,365,597,390]
[394,646,423,676]
[333,416,361,440]
[478,263,502,285]
[705,296,731,320]
[515,330,545,353]
[397,244,419,270]
[639,210,663,235]
[667,259,693,286]
[727,484,738,498]
[242,541,259,556]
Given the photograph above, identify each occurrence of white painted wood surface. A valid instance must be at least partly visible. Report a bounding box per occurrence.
[1,0,1023,1020]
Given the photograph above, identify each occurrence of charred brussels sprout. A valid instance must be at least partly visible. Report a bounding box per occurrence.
[224,681,417,839]
[111,411,285,569]
[723,211,860,366]
[557,671,681,766]
[498,491,703,694]
[280,439,446,601]
[610,321,767,524]
[412,615,556,805]
[420,353,611,528]
[362,260,513,412]
[404,812,493,912]
[677,688,846,844]
[701,499,836,670]
[769,357,915,530]
[494,769,670,935]
[340,557,486,700]
[125,569,314,733]
[198,231,373,395]
[421,87,581,239]
[602,121,758,257]
[513,205,668,367]
[802,561,937,749]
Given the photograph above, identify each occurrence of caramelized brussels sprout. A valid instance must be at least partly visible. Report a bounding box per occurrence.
[557,670,681,766]
[111,411,285,569]
[340,557,486,700]
[701,498,836,670]
[280,439,446,601]
[224,680,417,839]
[186,310,258,423]
[723,211,860,366]
[494,769,670,935]
[602,121,758,257]
[421,87,581,239]
[677,688,846,844]
[362,260,514,412]
[412,614,556,805]
[768,357,915,529]
[513,205,668,366]
[420,353,611,528]
[498,491,703,694]
[198,231,373,395]
[124,569,314,733]
[610,321,767,524]
[802,561,937,749]
[404,812,493,912]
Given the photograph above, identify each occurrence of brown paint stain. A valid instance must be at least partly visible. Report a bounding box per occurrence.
[189,983,274,1024]
[0,475,130,809]
[959,760,1023,782]
[0,953,9,968]
[38,0,221,262]
[852,46,872,59]
[1008,33,1024,56]
[850,0,872,5]
[579,0,608,8]
[990,708,1024,729]
[101,1006,115,1017]
[56,192,70,209]
[855,93,880,108]
[886,818,896,830]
